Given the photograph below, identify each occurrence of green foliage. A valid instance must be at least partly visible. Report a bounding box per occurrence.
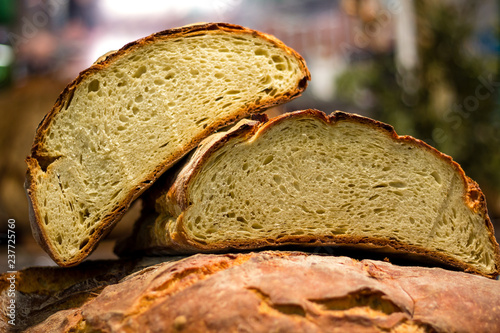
[335,1,500,211]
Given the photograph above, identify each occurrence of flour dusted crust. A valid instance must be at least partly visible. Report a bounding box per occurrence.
[120,109,500,278]
[2,252,500,332]
[25,23,310,267]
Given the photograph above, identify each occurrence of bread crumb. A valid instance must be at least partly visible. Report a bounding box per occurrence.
[173,315,187,330]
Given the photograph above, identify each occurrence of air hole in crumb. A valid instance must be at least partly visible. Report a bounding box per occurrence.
[260,75,272,85]
[135,95,144,103]
[272,55,284,63]
[214,72,224,79]
[190,69,199,75]
[431,171,442,184]
[263,155,274,165]
[332,227,347,234]
[132,65,147,78]
[111,190,121,199]
[165,72,175,80]
[467,232,475,246]
[119,115,129,122]
[389,181,406,188]
[154,79,165,85]
[196,117,209,125]
[79,238,89,250]
[254,48,269,56]
[251,223,263,229]
[88,79,100,93]
[56,235,62,244]
[275,64,286,71]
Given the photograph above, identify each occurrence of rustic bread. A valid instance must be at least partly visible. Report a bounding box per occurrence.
[2,251,500,332]
[119,110,500,278]
[25,23,310,267]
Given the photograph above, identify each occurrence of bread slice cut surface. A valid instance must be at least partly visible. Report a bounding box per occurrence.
[123,110,500,278]
[26,23,310,266]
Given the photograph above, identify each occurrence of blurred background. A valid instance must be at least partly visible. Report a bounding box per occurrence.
[0,0,499,270]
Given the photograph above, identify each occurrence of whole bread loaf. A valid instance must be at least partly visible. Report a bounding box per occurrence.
[25,23,310,267]
[118,109,500,278]
[2,252,500,332]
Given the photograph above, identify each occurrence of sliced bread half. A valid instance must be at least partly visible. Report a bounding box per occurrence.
[118,110,500,278]
[25,23,310,267]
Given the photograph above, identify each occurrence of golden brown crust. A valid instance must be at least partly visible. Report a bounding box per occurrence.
[3,252,500,332]
[148,109,500,278]
[25,23,310,267]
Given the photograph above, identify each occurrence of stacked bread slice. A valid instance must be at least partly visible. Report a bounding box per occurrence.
[25,23,499,279]
[118,110,500,278]
[25,23,310,267]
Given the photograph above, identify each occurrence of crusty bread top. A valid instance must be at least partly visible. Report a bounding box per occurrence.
[25,23,310,267]
[144,109,500,277]
[2,252,500,332]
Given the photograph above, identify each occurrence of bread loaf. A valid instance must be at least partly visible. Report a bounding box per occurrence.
[2,252,500,332]
[119,109,500,278]
[25,23,310,267]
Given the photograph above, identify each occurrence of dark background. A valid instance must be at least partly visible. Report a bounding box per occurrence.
[0,0,499,271]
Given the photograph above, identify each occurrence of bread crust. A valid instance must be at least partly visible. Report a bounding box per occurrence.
[3,252,500,332]
[146,109,500,278]
[25,23,310,267]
